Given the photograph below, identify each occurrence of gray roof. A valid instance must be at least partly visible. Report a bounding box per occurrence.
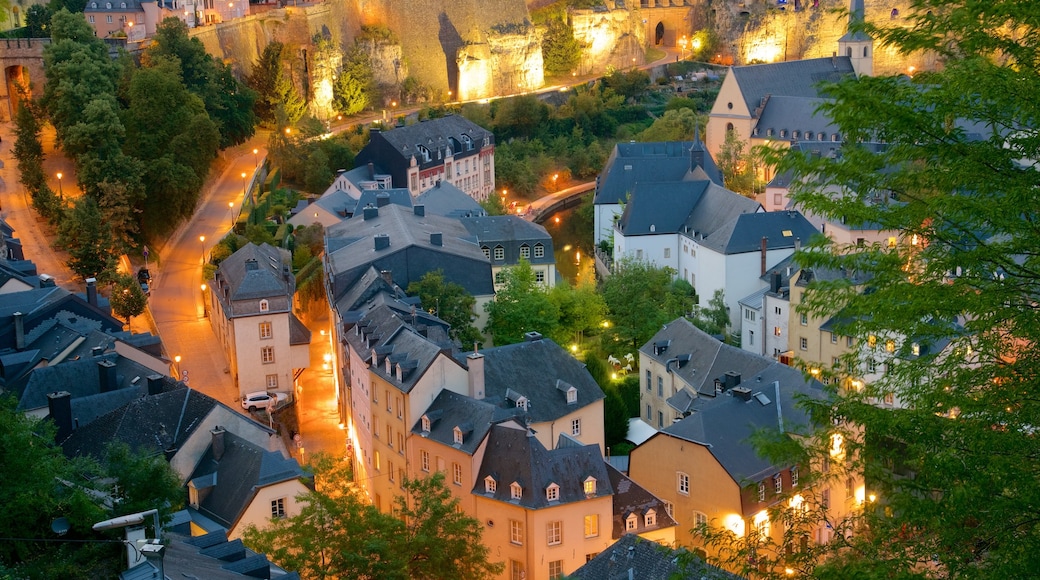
[121,530,300,580]
[415,181,487,218]
[606,463,678,539]
[187,430,306,529]
[325,203,494,303]
[462,334,606,424]
[594,141,705,206]
[755,96,840,142]
[0,286,123,352]
[289,314,311,346]
[213,243,293,303]
[616,180,763,243]
[460,215,555,265]
[473,424,611,509]
[307,189,355,219]
[353,188,413,215]
[14,351,163,413]
[412,389,522,454]
[697,210,820,255]
[730,56,856,118]
[569,533,736,580]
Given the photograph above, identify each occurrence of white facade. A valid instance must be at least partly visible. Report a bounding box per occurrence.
[763,291,791,360]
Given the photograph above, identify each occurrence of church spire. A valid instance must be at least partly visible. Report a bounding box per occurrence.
[838,0,873,76]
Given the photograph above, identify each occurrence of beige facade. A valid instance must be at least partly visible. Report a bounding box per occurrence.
[226,479,309,540]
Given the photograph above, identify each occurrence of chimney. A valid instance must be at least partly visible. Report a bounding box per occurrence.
[414,204,426,217]
[760,237,768,276]
[97,359,118,393]
[245,258,259,271]
[13,311,24,350]
[795,237,801,252]
[376,192,390,207]
[368,162,375,179]
[430,232,442,246]
[374,234,390,251]
[363,205,379,220]
[771,271,782,293]
[380,270,393,286]
[725,370,741,391]
[467,353,485,400]
[211,427,226,461]
[86,277,98,307]
[732,386,753,401]
[524,331,543,342]
[47,391,73,442]
[146,373,165,396]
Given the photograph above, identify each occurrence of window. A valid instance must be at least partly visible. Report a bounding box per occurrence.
[421,415,431,432]
[510,482,523,500]
[494,246,505,261]
[912,342,920,356]
[645,509,657,527]
[266,374,278,389]
[657,376,663,396]
[481,246,490,259]
[386,425,393,447]
[886,339,896,353]
[259,299,269,312]
[583,476,596,496]
[799,337,808,351]
[694,511,708,527]
[884,392,895,405]
[774,473,783,494]
[758,481,767,501]
[566,388,577,404]
[546,521,562,545]
[821,488,830,509]
[546,483,560,501]
[584,514,599,538]
[830,332,838,344]
[485,476,497,494]
[453,426,463,445]
[106,15,112,23]
[534,243,544,258]
[636,249,643,260]
[646,370,651,391]
[510,560,525,580]
[658,410,664,428]
[386,390,391,411]
[868,334,877,348]
[571,418,581,436]
[791,466,799,487]
[774,193,782,206]
[535,271,545,284]
[664,248,671,259]
[271,498,286,518]
[868,359,878,374]
[800,313,808,325]
[549,560,564,580]
[847,336,854,347]
[520,244,530,259]
[375,450,381,470]
[261,346,275,363]
[388,460,394,482]
[452,462,462,485]
[510,519,524,545]
[626,513,638,531]
[774,326,782,336]
[749,330,754,345]
[746,309,756,321]
[421,450,430,472]
[646,404,651,420]
[678,472,690,495]
[846,476,855,497]
[398,433,404,454]
[88,15,94,22]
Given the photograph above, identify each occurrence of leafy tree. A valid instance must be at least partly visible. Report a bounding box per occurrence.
[407,270,482,347]
[333,45,373,116]
[547,281,607,346]
[689,288,728,336]
[492,94,551,140]
[601,69,651,101]
[59,196,117,281]
[737,0,1040,577]
[717,128,757,196]
[109,273,147,325]
[25,4,51,38]
[248,41,306,126]
[540,17,584,76]
[600,257,686,350]
[638,107,704,142]
[484,260,560,345]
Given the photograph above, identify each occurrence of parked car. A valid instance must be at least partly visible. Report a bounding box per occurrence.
[242,391,280,412]
[140,280,150,296]
[137,268,151,283]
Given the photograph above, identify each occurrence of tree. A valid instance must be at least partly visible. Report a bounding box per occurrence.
[109,273,147,326]
[59,196,117,281]
[749,0,1040,576]
[638,107,704,142]
[689,288,729,337]
[600,257,686,351]
[248,41,306,127]
[333,46,373,116]
[407,270,483,347]
[716,128,757,196]
[484,260,559,345]
[547,281,607,346]
[25,4,51,38]
[540,17,583,76]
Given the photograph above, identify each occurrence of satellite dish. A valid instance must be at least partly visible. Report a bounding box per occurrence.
[51,517,71,537]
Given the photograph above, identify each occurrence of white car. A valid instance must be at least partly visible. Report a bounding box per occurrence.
[242,391,280,412]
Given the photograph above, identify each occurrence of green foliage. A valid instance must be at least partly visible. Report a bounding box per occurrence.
[109,273,147,324]
[99,442,183,525]
[248,41,305,127]
[408,270,483,347]
[688,288,729,336]
[547,281,607,346]
[491,94,551,140]
[540,18,584,76]
[637,107,704,142]
[716,128,759,196]
[601,69,651,101]
[242,455,501,580]
[58,196,117,281]
[25,4,51,37]
[484,260,559,345]
[600,257,690,351]
[333,45,373,115]
[603,386,629,448]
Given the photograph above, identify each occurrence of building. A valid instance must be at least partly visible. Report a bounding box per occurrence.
[121,529,300,580]
[355,115,496,201]
[737,255,798,358]
[461,215,556,289]
[569,533,735,580]
[208,243,310,399]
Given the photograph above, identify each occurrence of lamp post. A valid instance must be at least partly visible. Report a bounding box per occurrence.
[252,148,259,167]
[200,284,208,317]
[680,36,688,60]
[228,201,235,230]
[552,173,559,192]
[199,235,206,264]
[241,171,247,198]
[56,172,63,202]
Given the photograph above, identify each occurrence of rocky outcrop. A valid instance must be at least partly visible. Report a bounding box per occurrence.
[572,7,647,75]
[457,27,544,101]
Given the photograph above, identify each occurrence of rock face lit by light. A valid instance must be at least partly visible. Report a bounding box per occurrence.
[457,28,544,101]
[745,39,782,63]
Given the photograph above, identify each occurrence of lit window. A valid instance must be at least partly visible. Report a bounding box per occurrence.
[912,342,920,356]
[421,450,430,472]
[694,511,707,527]
[261,346,274,363]
[758,481,766,501]
[510,519,524,545]
[271,498,286,518]
[259,321,273,338]
[584,514,599,538]
[583,476,596,495]
[774,327,781,336]
[546,483,559,501]
[868,335,877,348]
[510,482,522,500]
[546,521,562,546]
[678,472,690,495]
[886,339,896,353]
[485,476,497,494]
[452,462,462,485]
[571,418,581,436]
[375,450,381,470]
[774,473,783,494]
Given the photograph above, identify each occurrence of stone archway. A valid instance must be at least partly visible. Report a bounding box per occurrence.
[5,65,31,120]
[655,21,665,45]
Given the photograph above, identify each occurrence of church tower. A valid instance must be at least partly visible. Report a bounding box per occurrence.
[837,0,874,77]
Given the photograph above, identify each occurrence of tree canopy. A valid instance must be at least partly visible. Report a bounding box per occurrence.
[600,257,696,352]
[484,260,560,345]
[407,270,483,347]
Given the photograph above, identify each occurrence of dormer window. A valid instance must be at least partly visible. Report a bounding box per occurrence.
[626,513,638,531]
[259,299,269,312]
[510,482,522,500]
[515,396,528,411]
[385,357,392,375]
[453,426,463,445]
[533,243,544,258]
[421,415,431,433]
[519,244,530,259]
[546,483,560,501]
[583,476,596,496]
[645,509,657,527]
[493,245,504,261]
[566,387,577,404]
[484,475,497,493]
[481,246,490,259]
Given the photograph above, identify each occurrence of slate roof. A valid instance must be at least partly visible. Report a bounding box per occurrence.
[606,463,678,539]
[462,334,606,424]
[460,215,555,265]
[569,533,736,580]
[353,188,413,215]
[755,96,839,142]
[412,389,523,454]
[415,181,487,218]
[214,243,293,303]
[59,387,248,460]
[13,351,164,413]
[188,430,306,529]
[121,529,300,580]
[594,141,704,206]
[325,203,494,302]
[0,287,123,352]
[697,210,820,255]
[473,424,611,509]
[306,189,355,219]
[365,319,457,395]
[729,56,856,117]
[289,315,311,345]
[616,181,709,236]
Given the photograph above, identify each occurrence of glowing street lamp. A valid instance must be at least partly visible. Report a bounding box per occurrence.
[56,172,63,201]
[252,148,259,167]
[228,201,235,229]
[199,235,206,264]
[680,35,688,60]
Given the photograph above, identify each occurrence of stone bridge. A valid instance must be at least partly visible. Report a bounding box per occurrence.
[0,38,48,122]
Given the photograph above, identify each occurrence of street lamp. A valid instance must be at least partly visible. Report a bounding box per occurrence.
[241,171,247,198]
[252,148,259,167]
[56,172,63,201]
[199,235,206,264]
[552,173,559,191]
[228,201,235,230]
[201,284,208,317]
[680,35,688,60]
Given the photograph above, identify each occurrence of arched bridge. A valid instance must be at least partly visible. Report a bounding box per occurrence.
[0,38,48,122]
